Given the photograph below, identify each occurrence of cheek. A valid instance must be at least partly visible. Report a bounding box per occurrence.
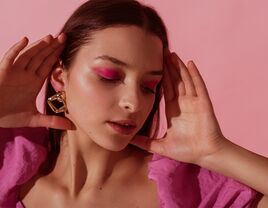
[66,74,112,119]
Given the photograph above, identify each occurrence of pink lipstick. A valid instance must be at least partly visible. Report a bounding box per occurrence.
[107,121,136,135]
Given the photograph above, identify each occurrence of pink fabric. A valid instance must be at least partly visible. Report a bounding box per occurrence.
[0,128,259,208]
[0,128,48,208]
[148,154,259,207]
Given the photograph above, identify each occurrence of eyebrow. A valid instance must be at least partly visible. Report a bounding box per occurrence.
[95,55,163,76]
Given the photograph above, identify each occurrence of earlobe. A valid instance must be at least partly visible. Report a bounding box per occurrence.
[50,62,66,92]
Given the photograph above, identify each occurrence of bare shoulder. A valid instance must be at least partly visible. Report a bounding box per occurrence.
[19,173,63,207]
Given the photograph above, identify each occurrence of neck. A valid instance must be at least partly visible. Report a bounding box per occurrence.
[48,130,151,197]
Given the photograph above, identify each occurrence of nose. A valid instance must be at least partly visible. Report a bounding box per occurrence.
[118,88,141,113]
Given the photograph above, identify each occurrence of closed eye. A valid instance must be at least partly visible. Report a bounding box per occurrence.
[99,76,121,83]
[99,76,160,95]
[143,80,161,94]
[143,86,156,94]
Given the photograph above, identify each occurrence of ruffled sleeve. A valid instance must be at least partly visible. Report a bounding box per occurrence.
[148,153,259,208]
[0,127,48,207]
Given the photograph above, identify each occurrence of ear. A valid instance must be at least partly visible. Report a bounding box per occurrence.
[50,61,68,92]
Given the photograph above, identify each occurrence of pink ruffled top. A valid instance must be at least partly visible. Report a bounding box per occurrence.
[0,128,260,208]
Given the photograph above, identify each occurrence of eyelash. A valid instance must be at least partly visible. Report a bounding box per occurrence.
[99,77,157,94]
[99,77,120,82]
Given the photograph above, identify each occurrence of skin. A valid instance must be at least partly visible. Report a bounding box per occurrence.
[15,26,162,207]
[0,25,268,207]
[0,34,73,129]
[47,26,163,195]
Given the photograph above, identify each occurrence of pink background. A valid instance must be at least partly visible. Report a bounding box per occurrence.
[1,0,268,156]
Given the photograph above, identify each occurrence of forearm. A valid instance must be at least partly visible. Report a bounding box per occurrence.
[199,138,268,196]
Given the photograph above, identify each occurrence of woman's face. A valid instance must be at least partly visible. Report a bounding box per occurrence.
[60,26,163,151]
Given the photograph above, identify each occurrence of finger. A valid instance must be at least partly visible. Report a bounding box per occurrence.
[163,49,179,101]
[14,34,53,70]
[173,53,197,96]
[162,61,176,101]
[18,34,53,57]
[0,37,29,69]
[29,114,75,130]
[166,52,180,82]
[130,135,166,155]
[187,61,210,98]
[169,53,186,96]
[36,44,65,78]
[177,78,186,96]
[164,48,181,86]
[27,33,66,75]
[163,62,176,127]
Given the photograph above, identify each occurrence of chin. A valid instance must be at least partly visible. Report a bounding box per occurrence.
[93,136,130,152]
[89,126,136,151]
[100,143,129,152]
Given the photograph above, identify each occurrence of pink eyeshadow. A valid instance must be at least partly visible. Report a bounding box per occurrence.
[93,67,120,79]
[144,80,159,89]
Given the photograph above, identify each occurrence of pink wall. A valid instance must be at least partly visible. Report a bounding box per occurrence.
[1,1,268,156]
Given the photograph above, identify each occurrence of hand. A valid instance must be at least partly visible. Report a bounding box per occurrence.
[0,34,74,129]
[130,50,228,165]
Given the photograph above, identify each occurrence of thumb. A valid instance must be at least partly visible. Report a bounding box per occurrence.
[29,114,75,130]
[130,135,165,155]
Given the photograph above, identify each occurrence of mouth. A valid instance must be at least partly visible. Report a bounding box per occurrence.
[107,120,137,135]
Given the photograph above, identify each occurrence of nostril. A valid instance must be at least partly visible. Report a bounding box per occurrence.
[119,95,140,112]
[121,102,138,113]
[124,104,134,111]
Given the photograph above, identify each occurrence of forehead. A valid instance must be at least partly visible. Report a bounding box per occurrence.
[77,26,163,71]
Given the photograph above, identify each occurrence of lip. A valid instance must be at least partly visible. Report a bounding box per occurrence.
[107,120,137,135]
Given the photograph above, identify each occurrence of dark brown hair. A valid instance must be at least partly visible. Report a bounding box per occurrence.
[43,0,169,174]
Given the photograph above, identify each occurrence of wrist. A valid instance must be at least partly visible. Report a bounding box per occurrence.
[196,136,233,170]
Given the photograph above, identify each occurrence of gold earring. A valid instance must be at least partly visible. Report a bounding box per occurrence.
[47,91,68,113]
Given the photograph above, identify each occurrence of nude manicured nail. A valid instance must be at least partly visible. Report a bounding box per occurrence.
[57,33,66,43]
[43,34,53,43]
[188,60,195,68]
[20,36,28,42]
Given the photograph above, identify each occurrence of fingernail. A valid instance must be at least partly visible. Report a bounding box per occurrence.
[57,33,66,43]
[47,34,53,39]
[20,36,28,42]
[188,60,195,67]
[43,34,53,43]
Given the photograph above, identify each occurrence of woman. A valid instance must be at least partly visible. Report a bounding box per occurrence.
[0,0,268,207]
